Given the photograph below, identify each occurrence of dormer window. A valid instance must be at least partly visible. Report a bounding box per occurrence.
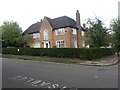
[55,28,65,35]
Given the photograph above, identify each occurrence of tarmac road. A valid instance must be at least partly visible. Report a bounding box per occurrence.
[2,58,118,89]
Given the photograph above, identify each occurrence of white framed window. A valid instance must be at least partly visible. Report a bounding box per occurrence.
[43,30,48,40]
[33,33,40,38]
[81,31,84,36]
[56,40,66,48]
[55,28,65,35]
[73,40,77,48]
[34,43,40,48]
[83,41,85,47]
[72,28,77,34]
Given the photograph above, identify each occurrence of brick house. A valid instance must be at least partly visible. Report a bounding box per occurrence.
[23,10,86,48]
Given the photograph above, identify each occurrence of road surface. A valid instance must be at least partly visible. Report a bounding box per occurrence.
[2,58,118,89]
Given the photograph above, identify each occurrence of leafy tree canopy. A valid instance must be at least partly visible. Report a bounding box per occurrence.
[1,21,23,47]
[85,18,110,48]
[110,19,120,57]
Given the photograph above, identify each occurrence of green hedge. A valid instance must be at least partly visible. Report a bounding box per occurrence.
[2,48,115,60]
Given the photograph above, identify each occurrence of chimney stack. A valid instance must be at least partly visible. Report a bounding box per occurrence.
[76,10,82,48]
[76,10,81,26]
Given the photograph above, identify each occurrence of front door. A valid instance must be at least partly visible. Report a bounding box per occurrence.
[43,41,50,48]
[46,43,48,48]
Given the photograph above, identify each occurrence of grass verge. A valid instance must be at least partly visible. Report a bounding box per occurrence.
[2,54,84,64]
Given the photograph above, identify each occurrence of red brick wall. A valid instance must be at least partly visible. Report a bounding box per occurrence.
[39,17,53,48]
[29,34,40,48]
[53,27,78,48]
[29,16,84,48]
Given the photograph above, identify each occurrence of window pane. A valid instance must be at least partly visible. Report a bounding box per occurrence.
[56,28,65,35]
[56,40,65,48]
[82,31,84,36]
[43,31,48,40]
[73,40,77,48]
[72,28,77,34]
[33,33,40,38]
[34,43,40,48]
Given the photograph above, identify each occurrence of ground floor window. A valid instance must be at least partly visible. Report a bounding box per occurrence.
[56,40,66,48]
[73,40,77,48]
[34,43,40,48]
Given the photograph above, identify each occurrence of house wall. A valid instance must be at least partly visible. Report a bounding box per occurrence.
[81,31,87,47]
[29,34,40,48]
[29,27,84,48]
[53,27,72,48]
[53,27,79,48]
[71,28,78,48]
[30,20,79,48]
[39,17,53,48]
[29,27,82,48]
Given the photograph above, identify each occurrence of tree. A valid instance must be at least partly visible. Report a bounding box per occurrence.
[1,21,22,47]
[1,21,35,48]
[85,18,110,48]
[110,19,120,58]
[12,34,34,47]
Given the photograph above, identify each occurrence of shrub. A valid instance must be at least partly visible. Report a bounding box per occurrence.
[2,48,115,60]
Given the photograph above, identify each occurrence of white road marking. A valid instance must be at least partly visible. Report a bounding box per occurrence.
[11,75,67,88]
[20,77,28,80]
[41,81,51,86]
[48,84,59,88]
[26,78,34,82]
[60,86,67,90]
[31,80,42,86]
[13,76,22,79]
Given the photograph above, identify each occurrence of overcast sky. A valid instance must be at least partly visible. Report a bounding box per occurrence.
[0,0,119,31]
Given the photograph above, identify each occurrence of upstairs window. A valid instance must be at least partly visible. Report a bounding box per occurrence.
[72,28,77,34]
[55,28,65,35]
[43,30,48,40]
[56,40,66,48]
[33,33,40,38]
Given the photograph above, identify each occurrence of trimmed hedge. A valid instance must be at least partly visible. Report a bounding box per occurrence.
[2,48,115,60]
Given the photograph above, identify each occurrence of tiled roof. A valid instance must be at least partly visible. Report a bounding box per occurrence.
[23,16,85,34]
[45,16,78,29]
[23,22,41,34]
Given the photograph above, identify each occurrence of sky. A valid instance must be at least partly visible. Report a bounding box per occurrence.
[0,0,119,31]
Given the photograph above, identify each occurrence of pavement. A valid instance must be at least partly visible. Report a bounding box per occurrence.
[1,54,120,66]
[80,55,120,66]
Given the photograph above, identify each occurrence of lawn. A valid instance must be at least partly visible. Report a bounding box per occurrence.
[2,54,84,64]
